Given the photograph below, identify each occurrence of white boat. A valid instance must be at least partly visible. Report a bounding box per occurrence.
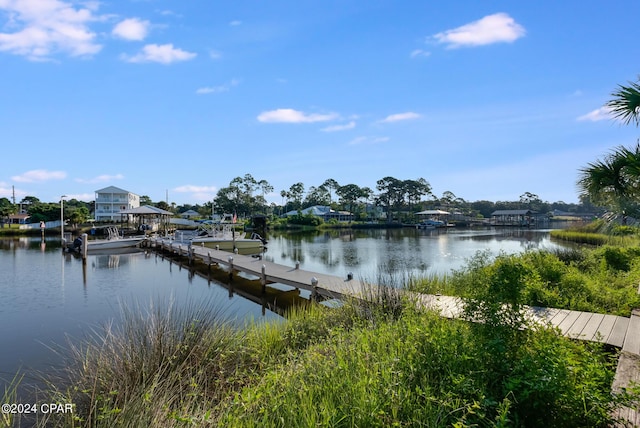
[174,222,265,253]
[70,226,146,252]
[416,219,445,229]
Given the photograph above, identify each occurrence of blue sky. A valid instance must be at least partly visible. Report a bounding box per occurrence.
[1,0,639,207]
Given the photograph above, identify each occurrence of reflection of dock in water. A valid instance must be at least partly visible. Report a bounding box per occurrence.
[151,239,315,317]
[149,237,370,303]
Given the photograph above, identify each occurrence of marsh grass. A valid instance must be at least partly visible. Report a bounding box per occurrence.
[39,298,245,427]
[219,303,626,427]
[412,247,640,316]
[1,372,23,428]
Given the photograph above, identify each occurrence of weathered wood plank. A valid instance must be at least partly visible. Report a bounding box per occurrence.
[577,313,605,342]
[622,310,640,355]
[611,352,640,427]
[609,316,631,349]
[566,312,595,339]
[593,315,618,343]
[556,311,582,336]
[548,309,571,329]
[528,306,560,326]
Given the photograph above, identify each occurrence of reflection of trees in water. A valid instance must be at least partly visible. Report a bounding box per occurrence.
[0,237,64,252]
[267,228,434,275]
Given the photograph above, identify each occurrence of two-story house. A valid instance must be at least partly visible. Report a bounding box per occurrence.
[94,186,140,222]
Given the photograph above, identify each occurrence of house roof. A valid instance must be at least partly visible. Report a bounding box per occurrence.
[95,185,134,194]
[119,205,173,215]
[491,209,534,216]
[8,213,29,219]
[283,205,352,217]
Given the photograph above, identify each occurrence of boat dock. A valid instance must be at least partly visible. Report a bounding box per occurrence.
[148,236,640,425]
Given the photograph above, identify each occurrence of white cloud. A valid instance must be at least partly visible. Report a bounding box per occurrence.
[112,18,150,41]
[577,106,613,122]
[174,185,217,193]
[65,193,94,202]
[432,13,525,48]
[410,49,430,58]
[123,43,196,64]
[0,0,103,60]
[196,78,240,94]
[348,136,390,145]
[75,174,124,184]
[229,20,242,26]
[380,112,421,123]
[11,169,67,183]
[174,185,217,202]
[321,121,356,132]
[257,108,338,123]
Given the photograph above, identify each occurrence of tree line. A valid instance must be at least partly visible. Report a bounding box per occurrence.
[2,175,600,226]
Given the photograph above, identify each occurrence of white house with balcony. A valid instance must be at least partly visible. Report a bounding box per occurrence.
[94,186,140,222]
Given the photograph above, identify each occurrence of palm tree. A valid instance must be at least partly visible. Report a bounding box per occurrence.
[607,78,640,126]
[578,77,640,218]
[578,144,640,217]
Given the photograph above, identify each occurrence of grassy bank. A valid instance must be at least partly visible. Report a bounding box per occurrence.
[11,250,639,427]
[412,248,640,316]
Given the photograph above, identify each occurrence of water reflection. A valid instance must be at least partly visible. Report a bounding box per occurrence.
[263,227,566,278]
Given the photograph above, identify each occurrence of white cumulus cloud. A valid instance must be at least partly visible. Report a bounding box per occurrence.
[321,121,356,132]
[123,43,196,64]
[577,106,613,122]
[410,49,430,58]
[196,78,240,94]
[75,174,125,184]
[0,0,103,60]
[11,169,67,183]
[348,136,390,146]
[380,112,421,123]
[112,18,150,41]
[257,108,338,123]
[432,13,525,48]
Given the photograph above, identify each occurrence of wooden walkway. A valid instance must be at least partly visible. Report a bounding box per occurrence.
[149,237,640,425]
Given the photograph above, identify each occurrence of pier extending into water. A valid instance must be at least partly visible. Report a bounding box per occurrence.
[148,236,640,426]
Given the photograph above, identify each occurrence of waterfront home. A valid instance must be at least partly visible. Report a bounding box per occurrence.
[94,186,140,222]
[283,205,354,222]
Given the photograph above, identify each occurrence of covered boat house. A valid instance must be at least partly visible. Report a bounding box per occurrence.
[490,209,548,227]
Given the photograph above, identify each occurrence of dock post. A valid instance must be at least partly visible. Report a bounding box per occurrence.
[228,255,234,280]
[261,264,267,294]
[295,261,300,270]
[207,251,212,273]
[81,233,88,263]
[311,277,319,301]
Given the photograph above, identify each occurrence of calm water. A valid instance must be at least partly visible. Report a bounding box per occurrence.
[0,227,566,391]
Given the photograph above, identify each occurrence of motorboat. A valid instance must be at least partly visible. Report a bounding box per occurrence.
[173,222,266,253]
[69,226,146,252]
[416,219,445,229]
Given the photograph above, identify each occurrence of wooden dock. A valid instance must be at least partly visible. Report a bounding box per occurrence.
[149,236,640,425]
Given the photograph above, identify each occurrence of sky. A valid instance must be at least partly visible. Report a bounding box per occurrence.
[1,0,640,207]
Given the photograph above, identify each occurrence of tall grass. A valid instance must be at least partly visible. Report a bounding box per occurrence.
[412,247,640,316]
[1,372,23,428]
[218,305,628,427]
[40,298,244,427]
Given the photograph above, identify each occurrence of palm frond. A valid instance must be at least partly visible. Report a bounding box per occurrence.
[606,79,640,126]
